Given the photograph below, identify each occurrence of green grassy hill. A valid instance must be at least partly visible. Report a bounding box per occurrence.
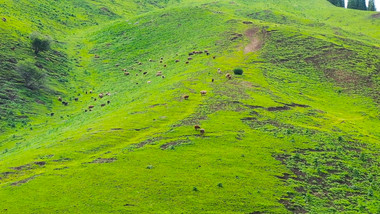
[0,0,380,213]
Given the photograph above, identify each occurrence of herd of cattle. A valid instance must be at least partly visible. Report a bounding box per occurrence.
[54,49,236,135]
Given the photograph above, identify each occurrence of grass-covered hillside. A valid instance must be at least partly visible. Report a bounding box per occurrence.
[0,0,380,213]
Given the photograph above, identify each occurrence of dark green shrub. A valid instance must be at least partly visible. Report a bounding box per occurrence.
[31,32,51,54]
[16,60,45,90]
[233,68,243,75]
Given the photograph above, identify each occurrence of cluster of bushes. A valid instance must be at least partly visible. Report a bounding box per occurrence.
[328,0,377,11]
[14,32,51,90]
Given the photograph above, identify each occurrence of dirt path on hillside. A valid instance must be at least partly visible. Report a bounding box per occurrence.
[244,28,264,53]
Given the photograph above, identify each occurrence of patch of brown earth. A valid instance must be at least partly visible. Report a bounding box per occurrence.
[90,158,116,164]
[160,139,191,150]
[244,28,266,53]
[11,175,38,186]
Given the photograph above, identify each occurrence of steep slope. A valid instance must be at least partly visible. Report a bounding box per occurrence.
[0,0,380,213]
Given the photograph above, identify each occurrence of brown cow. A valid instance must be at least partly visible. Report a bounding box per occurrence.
[88,105,95,109]
[183,95,189,100]
[156,72,162,76]
[225,73,232,80]
[200,129,205,135]
[213,56,216,59]
[200,90,207,95]
[101,104,106,107]
[99,93,104,99]
[164,64,167,67]
[185,61,189,64]
[124,72,130,76]
[122,68,127,71]
[194,125,201,130]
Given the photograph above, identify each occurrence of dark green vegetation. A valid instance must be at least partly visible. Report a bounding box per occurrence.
[0,0,380,213]
[233,68,244,75]
[369,0,377,11]
[348,0,368,10]
[328,0,345,7]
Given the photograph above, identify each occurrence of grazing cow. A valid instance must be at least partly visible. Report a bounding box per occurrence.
[122,68,127,71]
[149,59,153,62]
[99,93,104,99]
[194,125,201,130]
[136,73,138,76]
[94,98,97,101]
[212,78,214,82]
[86,91,88,94]
[183,95,189,100]
[200,90,207,95]
[189,52,194,56]
[50,113,54,116]
[101,104,106,107]
[199,51,203,54]
[62,102,68,106]
[206,52,210,56]
[143,72,148,75]
[136,83,138,85]
[225,73,232,80]
[124,72,130,76]
[164,64,167,68]
[188,57,192,60]
[107,100,110,104]
[85,110,88,112]
[2,17,6,22]
[200,128,205,135]
[90,90,93,94]
[156,72,162,76]
[185,61,189,64]
[138,62,142,65]
[115,64,119,67]
[74,97,79,101]
[160,57,163,60]
[58,96,62,102]
[213,56,216,59]
[175,60,180,63]
[95,55,100,58]
[204,50,208,53]
[106,92,111,96]
[147,81,151,84]
[88,105,95,109]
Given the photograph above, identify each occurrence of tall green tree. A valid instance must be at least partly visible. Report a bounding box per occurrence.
[337,0,345,7]
[347,0,359,9]
[368,0,377,11]
[358,0,367,10]
[30,32,51,55]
